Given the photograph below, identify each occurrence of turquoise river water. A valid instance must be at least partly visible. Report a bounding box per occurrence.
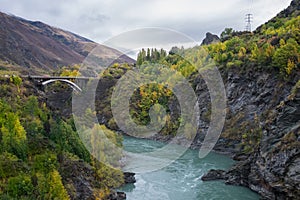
[118,136,260,200]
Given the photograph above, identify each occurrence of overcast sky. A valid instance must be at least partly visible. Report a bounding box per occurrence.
[1,0,292,44]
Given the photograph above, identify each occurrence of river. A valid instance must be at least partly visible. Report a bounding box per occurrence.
[118,136,260,200]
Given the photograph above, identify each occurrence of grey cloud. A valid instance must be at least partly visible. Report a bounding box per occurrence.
[1,0,292,46]
[81,13,109,23]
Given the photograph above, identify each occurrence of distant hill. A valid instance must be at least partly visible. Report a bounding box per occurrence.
[0,12,135,75]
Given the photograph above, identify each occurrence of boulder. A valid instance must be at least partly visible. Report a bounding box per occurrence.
[123,172,136,184]
[201,169,226,181]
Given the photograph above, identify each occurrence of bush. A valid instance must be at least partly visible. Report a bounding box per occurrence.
[36,170,70,200]
[6,174,34,198]
[95,164,124,189]
[0,152,26,178]
[33,153,57,174]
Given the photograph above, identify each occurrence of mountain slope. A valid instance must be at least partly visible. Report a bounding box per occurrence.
[0,12,134,75]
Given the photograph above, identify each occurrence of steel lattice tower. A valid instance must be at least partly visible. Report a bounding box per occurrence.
[245,13,253,32]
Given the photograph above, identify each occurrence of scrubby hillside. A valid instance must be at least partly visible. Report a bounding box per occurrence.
[0,76,126,200]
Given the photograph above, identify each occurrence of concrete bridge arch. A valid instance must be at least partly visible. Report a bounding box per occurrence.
[42,79,82,92]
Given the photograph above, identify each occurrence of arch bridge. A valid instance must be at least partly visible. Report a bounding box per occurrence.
[24,75,93,92]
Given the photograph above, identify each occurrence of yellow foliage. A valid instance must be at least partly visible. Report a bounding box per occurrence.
[280,39,286,47]
[48,170,70,200]
[238,47,246,59]
[286,59,295,75]
[60,65,81,77]
[94,188,111,200]
[265,44,275,58]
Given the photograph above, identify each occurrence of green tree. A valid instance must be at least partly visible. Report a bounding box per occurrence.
[95,164,124,189]
[137,48,146,65]
[6,174,34,198]
[36,170,70,200]
[1,112,27,159]
[273,38,299,75]
[33,153,58,174]
[221,28,234,40]
[49,118,91,162]
[146,48,151,61]
[22,96,47,135]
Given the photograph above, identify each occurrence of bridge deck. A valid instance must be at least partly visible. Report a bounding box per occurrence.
[22,75,95,80]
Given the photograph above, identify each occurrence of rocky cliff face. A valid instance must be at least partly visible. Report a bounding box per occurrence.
[236,85,300,199]
[192,66,296,148]
[199,66,300,199]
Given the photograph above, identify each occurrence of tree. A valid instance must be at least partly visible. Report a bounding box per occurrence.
[264,43,275,61]
[90,124,123,167]
[146,48,151,61]
[22,96,47,135]
[1,112,27,159]
[137,48,146,65]
[36,170,70,200]
[10,75,22,92]
[273,38,299,75]
[250,43,259,61]
[33,153,58,174]
[169,46,180,55]
[47,170,70,200]
[49,118,91,162]
[160,48,167,58]
[238,47,247,59]
[286,59,296,75]
[221,28,234,41]
[6,174,34,198]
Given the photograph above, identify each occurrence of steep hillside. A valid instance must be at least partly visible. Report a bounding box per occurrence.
[0,76,131,200]
[0,12,134,75]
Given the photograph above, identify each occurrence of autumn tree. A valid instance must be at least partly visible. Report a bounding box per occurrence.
[273,38,299,75]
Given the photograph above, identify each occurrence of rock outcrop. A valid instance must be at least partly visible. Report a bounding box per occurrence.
[201,32,220,45]
[108,191,126,200]
[123,172,136,184]
[201,169,226,181]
